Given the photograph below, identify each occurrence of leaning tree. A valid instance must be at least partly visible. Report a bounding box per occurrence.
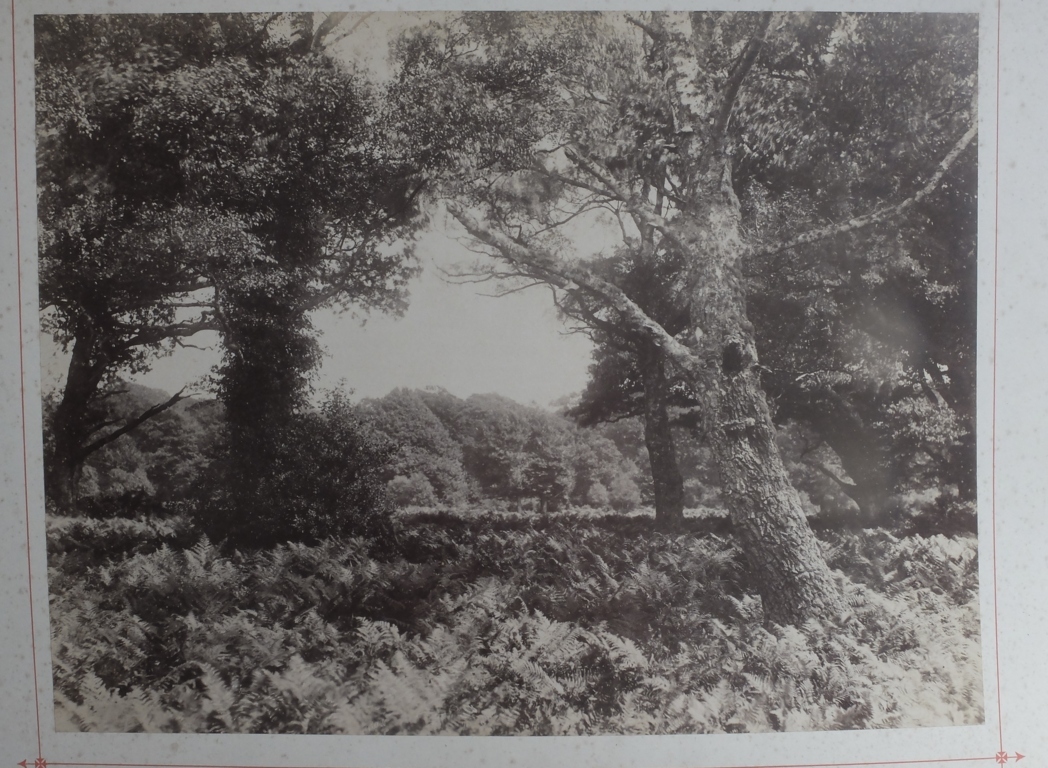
[389,11,977,624]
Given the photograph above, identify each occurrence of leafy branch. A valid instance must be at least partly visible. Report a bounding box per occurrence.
[747,122,978,259]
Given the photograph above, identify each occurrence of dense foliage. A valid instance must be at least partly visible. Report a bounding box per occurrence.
[77,385,649,522]
[37,13,425,514]
[359,388,645,513]
[48,509,981,734]
[198,392,396,547]
[399,8,977,623]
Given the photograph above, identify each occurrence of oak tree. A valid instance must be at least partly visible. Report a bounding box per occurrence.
[37,13,423,513]
[392,11,976,624]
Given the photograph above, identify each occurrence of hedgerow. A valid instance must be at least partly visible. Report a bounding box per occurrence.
[48,510,981,734]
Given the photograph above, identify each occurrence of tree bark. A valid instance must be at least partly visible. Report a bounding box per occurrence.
[448,191,846,624]
[639,343,685,528]
[681,160,846,625]
[45,318,193,514]
[46,323,105,514]
[706,370,846,624]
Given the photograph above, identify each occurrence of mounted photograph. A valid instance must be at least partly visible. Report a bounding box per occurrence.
[36,10,982,735]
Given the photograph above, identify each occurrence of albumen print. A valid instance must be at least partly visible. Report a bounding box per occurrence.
[37,11,982,734]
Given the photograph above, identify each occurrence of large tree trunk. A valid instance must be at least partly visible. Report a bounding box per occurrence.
[682,162,846,625]
[707,371,846,624]
[46,324,105,514]
[639,343,685,528]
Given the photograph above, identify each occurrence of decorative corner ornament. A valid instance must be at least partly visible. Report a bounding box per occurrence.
[996,752,1026,764]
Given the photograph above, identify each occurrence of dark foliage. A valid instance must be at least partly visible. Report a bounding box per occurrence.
[198,392,395,548]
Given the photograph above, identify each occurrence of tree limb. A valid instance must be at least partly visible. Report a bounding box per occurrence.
[625,15,664,43]
[533,163,624,204]
[78,388,192,460]
[813,461,858,490]
[123,316,217,348]
[561,148,683,246]
[481,280,547,298]
[311,12,350,50]
[446,202,705,378]
[555,291,635,344]
[711,13,773,148]
[747,122,977,259]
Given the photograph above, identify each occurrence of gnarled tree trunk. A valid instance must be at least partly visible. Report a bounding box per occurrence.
[46,323,105,514]
[707,371,846,624]
[681,160,846,625]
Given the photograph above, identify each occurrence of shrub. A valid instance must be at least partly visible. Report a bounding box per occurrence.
[388,473,438,508]
[197,392,394,548]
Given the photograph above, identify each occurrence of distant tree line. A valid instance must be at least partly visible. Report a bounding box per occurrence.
[66,383,695,524]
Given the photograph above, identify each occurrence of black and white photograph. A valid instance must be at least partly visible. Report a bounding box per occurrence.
[36,10,983,736]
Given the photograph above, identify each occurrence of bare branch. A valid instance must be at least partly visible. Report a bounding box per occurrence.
[562,148,682,245]
[79,388,193,460]
[447,202,705,378]
[553,289,631,342]
[712,13,773,147]
[749,122,977,259]
[813,461,858,490]
[481,281,547,298]
[438,270,502,286]
[173,340,210,352]
[312,12,350,50]
[533,164,623,203]
[528,200,605,237]
[123,316,217,348]
[625,14,664,42]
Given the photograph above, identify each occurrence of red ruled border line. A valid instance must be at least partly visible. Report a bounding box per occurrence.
[989,0,1006,757]
[10,0,43,758]
[35,755,1012,768]
[7,0,1011,766]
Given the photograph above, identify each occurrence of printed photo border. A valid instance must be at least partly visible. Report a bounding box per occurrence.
[3,1,1040,766]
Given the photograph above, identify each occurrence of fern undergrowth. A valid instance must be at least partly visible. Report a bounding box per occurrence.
[47,509,983,734]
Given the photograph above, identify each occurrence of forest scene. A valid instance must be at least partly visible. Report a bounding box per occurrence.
[38,11,982,734]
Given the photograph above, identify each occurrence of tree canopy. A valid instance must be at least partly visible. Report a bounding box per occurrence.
[36,11,978,625]
[37,13,427,512]
[387,11,977,623]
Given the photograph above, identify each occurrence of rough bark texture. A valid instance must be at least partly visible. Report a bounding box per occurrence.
[681,161,846,625]
[639,344,685,528]
[450,184,846,623]
[46,319,190,514]
[708,371,846,624]
[452,13,849,623]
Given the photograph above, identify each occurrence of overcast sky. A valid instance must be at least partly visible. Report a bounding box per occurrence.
[40,217,597,409]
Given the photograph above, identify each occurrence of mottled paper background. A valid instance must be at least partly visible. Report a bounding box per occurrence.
[3,0,1043,766]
